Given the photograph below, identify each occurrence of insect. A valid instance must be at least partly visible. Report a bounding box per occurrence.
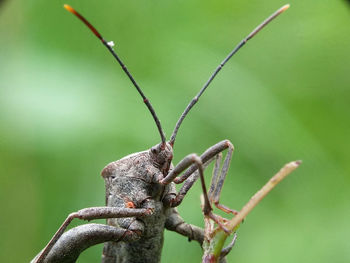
[32,4,289,263]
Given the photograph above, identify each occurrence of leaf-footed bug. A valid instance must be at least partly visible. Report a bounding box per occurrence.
[32,4,290,263]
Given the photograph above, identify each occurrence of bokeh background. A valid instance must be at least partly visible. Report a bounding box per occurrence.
[0,0,349,262]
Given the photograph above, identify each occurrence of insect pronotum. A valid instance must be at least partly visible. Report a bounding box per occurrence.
[32,4,290,263]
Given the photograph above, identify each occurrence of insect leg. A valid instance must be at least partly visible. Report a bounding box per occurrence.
[219,232,238,259]
[161,153,212,213]
[209,145,238,215]
[168,140,234,209]
[208,152,222,200]
[208,154,238,215]
[31,223,138,263]
[161,152,229,232]
[34,207,151,263]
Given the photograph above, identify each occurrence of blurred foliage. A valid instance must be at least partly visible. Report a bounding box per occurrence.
[0,0,349,262]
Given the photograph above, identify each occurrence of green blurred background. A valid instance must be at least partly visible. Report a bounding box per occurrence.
[0,0,349,262]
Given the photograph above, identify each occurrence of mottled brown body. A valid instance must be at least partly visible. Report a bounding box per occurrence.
[31,4,290,263]
[31,142,205,263]
[101,148,175,263]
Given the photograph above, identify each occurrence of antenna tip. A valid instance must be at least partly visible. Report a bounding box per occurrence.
[294,160,302,166]
[64,4,79,16]
[280,4,290,12]
[63,4,73,12]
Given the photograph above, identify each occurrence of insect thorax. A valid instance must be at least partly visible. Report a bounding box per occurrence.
[101,148,175,262]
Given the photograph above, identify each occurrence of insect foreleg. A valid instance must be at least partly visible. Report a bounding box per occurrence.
[174,140,233,184]
[161,152,231,231]
[209,151,238,215]
[34,207,152,263]
[209,152,223,199]
[161,153,211,211]
[167,140,234,210]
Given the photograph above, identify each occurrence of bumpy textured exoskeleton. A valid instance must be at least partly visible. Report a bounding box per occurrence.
[32,140,235,263]
[32,4,289,263]
[100,140,234,263]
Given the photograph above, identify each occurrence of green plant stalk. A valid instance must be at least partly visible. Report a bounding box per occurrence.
[202,224,240,262]
[203,160,301,262]
[227,161,300,232]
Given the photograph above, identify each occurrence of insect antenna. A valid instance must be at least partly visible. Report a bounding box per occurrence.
[169,4,290,146]
[64,5,166,145]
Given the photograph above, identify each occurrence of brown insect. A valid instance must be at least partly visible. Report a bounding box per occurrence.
[32,4,290,263]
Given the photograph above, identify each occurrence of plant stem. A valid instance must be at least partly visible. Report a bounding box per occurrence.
[227,160,301,232]
[203,160,301,263]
